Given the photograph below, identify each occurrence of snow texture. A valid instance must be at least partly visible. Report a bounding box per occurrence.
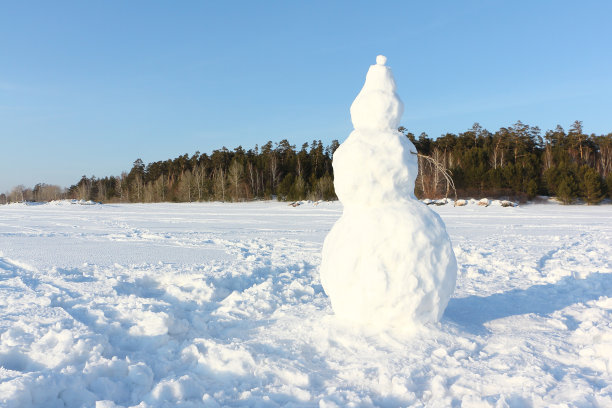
[1,201,612,406]
[321,56,457,328]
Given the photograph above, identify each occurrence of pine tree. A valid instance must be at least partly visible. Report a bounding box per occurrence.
[289,176,306,201]
[556,175,578,204]
[581,167,604,204]
[277,174,294,200]
[526,179,538,199]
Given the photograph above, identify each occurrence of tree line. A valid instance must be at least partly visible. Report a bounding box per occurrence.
[72,140,337,203]
[2,121,611,205]
[403,120,611,204]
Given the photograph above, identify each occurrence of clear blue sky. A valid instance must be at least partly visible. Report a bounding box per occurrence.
[1,1,611,192]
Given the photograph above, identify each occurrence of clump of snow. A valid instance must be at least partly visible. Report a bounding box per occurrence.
[434,198,448,206]
[74,199,100,206]
[288,200,323,207]
[417,198,520,208]
[320,56,457,329]
[490,199,518,208]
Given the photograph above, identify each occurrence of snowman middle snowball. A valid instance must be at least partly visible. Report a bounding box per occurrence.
[319,55,457,329]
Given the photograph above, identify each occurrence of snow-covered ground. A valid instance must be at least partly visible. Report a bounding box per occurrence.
[0,201,611,407]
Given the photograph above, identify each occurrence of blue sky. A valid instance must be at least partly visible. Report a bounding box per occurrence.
[1,1,611,192]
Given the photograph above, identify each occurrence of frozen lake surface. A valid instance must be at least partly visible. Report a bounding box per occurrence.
[1,201,611,407]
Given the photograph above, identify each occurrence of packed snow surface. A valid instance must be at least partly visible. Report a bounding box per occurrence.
[321,56,456,327]
[1,201,612,407]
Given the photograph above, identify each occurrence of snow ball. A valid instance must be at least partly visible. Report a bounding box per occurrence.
[148,375,202,403]
[128,362,154,388]
[321,204,456,328]
[128,311,169,336]
[30,329,77,368]
[149,378,183,403]
[332,130,418,204]
[205,342,256,375]
[0,325,28,348]
[349,55,404,131]
[376,55,387,65]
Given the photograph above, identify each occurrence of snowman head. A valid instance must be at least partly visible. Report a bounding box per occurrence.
[350,55,404,131]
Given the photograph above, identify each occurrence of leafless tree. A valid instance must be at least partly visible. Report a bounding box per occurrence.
[193,164,207,201]
[269,155,280,191]
[247,162,258,197]
[130,175,144,202]
[9,185,25,202]
[412,151,457,203]
[228,160,244,201]
[178,170,195,202]
[213,167,227,201]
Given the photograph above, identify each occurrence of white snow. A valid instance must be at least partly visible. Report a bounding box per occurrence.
[320,56,457,328]
[349,55,403,132]
[1,201,612,407]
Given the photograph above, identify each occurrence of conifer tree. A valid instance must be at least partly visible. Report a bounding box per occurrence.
[557,176,578,204]
[580,166,604,204]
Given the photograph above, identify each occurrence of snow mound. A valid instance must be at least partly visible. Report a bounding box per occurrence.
[320,56,457,329]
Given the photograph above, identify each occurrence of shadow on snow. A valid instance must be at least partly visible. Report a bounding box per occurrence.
[444,272,612,331]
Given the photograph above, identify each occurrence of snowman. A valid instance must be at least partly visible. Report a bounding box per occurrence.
[320,55,457,329]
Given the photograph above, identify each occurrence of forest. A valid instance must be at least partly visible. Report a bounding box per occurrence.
[3,121,612,205]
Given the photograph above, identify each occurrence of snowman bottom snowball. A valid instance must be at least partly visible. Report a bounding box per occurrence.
[320,203,457,328]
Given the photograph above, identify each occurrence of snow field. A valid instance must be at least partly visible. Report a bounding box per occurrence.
[0,201,611,407]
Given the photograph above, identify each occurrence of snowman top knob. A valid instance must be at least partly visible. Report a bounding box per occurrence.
[376,55,387,66]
